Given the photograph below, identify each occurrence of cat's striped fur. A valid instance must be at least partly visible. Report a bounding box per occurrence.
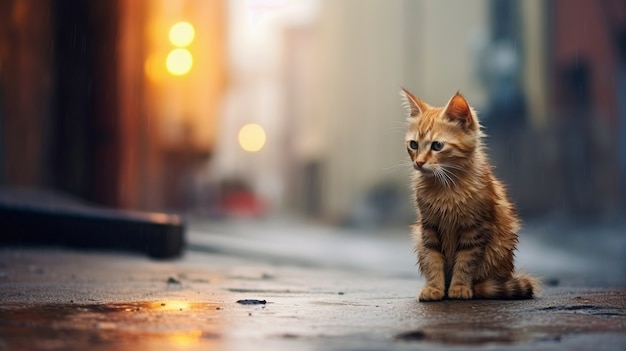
[401,88,538,301]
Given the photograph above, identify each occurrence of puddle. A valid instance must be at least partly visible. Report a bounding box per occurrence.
[396,325,521,345]
[533,304,626,317]
[395,297,626,347]
[310,301,367,307]
[395,325,560,346]
[0,302,225,350]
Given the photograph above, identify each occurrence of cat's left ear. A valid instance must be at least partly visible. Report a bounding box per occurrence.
[443,92,477,131]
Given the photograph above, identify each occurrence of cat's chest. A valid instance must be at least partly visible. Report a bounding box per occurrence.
[416,186,486,229]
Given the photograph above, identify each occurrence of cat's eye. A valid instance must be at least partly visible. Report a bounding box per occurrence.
[431,141,444,151]
[409,140,418,150]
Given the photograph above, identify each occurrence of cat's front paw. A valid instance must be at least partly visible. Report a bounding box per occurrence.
[418,286,445,302]
[448,285,473,299]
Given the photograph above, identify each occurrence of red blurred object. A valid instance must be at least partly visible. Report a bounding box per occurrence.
[220,189,265,217]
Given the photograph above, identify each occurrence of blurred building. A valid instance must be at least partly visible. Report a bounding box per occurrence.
[0,0,227,211]
[285,0,625,222]
[285,0,551,222]
[549,0,626,217]
[1,0,624,222]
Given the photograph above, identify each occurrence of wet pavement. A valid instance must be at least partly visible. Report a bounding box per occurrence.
[1,218,625,350]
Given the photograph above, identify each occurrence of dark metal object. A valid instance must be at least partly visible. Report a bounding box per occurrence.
[0,189,185,259]
[236,299,267,305]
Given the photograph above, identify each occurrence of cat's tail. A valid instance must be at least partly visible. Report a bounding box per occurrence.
[473,272,540,299]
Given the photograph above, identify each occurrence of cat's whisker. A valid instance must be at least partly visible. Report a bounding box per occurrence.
[437,169,448,185]
[391,125,409,133]
[443,169,458,188]
[440,164,466,181]
[433,169,442,186]
[434,167,453,189]
[433,169,442,187]
[441,164,467,172]
[437,167,456,189]
[391,121,410,132]
[383,161,414,173]
[448,172,458,186]
[431,168,441,185]
[442,169,461,182]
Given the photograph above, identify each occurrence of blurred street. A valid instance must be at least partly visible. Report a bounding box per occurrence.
[188,216,626,285]
[1,217,625,351]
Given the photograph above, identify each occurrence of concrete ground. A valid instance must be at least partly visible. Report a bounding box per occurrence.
[0,217,625,350]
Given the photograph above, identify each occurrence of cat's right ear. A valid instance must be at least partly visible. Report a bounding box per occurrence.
[400,87,428,119]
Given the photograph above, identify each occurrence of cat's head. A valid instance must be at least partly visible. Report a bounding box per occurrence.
[400,88,483,184]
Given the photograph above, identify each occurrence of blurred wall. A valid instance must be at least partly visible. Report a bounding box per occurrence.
[294,0,625,221]
[0,0,120,205]
[216,0,559,222]
[549,0,626,215]
[296,0,490,221]
[0,0,53,188]
[0,0,227,212]
[2,0,624,220]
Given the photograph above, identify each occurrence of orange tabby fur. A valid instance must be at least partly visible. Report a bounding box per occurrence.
[400,87,538,301]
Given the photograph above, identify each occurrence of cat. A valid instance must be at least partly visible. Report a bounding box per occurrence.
[400,87,538,301]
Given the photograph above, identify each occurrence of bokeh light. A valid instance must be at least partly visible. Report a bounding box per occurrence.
[169,21,195,47]
[166,48,193,76]
[238,124,266,152]
[144,52,166,82]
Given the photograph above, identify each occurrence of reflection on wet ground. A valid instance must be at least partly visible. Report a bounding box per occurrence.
[395,294,626,346]
[1,291,625,350]
[0,301,223,350]
[1,219,625,351]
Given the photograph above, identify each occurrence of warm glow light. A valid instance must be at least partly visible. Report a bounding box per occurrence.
[166,49,193,75]
[169,21,195,47]
[145,52,166,82]
[238,124,266,152]
[169,330,203,347]
[150,301,192,311]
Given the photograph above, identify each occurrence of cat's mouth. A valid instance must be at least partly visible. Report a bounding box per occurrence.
[414,165,434,176]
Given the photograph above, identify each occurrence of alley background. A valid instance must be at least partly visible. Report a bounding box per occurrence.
[1,0,625,247]
[1,2,626,349]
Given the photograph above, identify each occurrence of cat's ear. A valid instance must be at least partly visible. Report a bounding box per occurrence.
[443,92,476,131]
[400,87,428,119]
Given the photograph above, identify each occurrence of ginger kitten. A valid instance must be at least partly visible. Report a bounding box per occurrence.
[400,88,538,301]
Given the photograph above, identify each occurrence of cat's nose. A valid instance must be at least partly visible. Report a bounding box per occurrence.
[415,161,425,169]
